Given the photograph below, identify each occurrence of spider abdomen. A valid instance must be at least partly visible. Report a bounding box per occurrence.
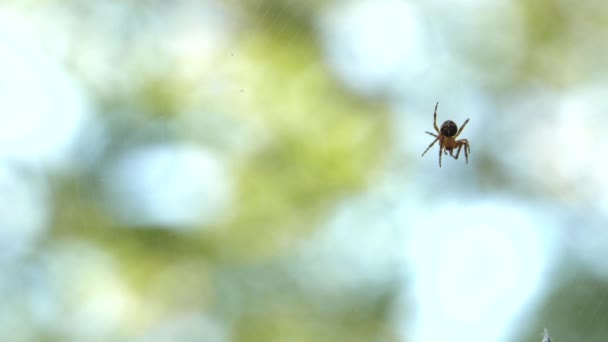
[440,120,458,137]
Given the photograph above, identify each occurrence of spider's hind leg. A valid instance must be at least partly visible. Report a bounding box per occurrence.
[433,102,440,133]
[456,118,470,138]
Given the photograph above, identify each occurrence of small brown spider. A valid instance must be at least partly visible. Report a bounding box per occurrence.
[421,102,470,167]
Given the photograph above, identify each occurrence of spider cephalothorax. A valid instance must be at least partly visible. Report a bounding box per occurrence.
[421,102,470,167]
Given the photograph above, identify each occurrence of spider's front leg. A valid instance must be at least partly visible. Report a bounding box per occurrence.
[452,145,462,160]
[453,139,470,164]
[421,136,439,158]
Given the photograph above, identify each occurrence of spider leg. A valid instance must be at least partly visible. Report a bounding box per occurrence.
[425,131,438,137]
[453,139,470,163]
[433,102,440,133]
[421,137,439,157]
[452,144,463,159]
[455,118,470,138]
[438,143,443,167]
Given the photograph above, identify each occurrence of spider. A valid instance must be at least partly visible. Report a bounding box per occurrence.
[421,102,470,167]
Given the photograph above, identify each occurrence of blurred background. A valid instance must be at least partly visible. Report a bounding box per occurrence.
[0,0,607,341]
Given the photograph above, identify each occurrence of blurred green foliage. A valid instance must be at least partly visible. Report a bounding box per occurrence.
[43,1,392,340]
[8,0,608,340]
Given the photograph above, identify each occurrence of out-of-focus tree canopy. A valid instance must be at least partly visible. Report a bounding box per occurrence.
[0,1,607,341]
